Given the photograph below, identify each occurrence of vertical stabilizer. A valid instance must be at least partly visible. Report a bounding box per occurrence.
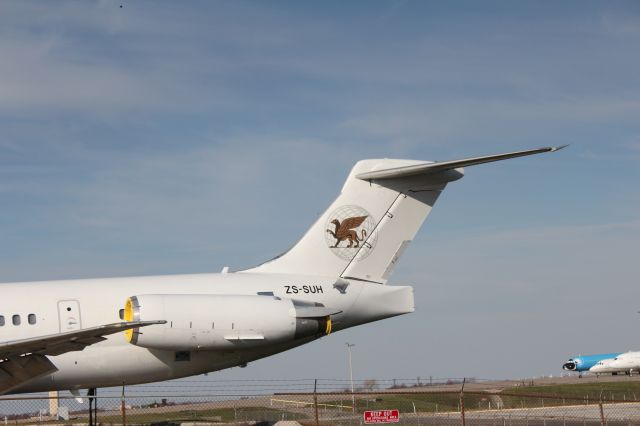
[241,159,462,283]
[241,146,564,283]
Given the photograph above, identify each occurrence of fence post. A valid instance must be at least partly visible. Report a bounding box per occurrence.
[598,401,606,426]
[121,383,126,426]
[314,379,319,426]
[88,387,97,426]
[460,378,466,426]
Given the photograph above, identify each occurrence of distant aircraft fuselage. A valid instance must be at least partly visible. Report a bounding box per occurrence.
[563,353,622,372]
[590,351,640,375]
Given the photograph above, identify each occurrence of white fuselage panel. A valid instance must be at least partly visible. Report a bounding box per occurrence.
[0,272,413,393]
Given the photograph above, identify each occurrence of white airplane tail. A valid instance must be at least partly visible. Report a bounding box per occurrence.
[242,146,565,284]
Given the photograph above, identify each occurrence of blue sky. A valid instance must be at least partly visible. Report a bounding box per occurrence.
[1,0,639,382]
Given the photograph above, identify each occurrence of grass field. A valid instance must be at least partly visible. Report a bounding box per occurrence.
[326,393,492,413]
[319,380,640,414]
[40,406,308,425]
[503,381,640,401]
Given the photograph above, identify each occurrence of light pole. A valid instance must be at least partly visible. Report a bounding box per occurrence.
[346,343,355,414]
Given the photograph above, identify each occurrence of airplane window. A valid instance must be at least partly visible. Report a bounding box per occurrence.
[119,309,124,320]
[12,315,21,326]
[0,316,4,326]
[28,314,36,325]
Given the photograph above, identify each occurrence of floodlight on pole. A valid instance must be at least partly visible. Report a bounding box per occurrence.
[346,343,355,414]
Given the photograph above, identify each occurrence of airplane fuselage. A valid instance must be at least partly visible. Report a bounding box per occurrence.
[562,353,622,373]
[1,272,413,393]
[0,147,564,395]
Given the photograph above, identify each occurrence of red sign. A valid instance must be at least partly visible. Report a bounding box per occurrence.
[363,409,400,423]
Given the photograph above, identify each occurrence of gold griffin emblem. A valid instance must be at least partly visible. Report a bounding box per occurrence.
[326,215,368,248]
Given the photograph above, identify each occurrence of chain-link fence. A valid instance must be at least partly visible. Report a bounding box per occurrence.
[2,377,640,425]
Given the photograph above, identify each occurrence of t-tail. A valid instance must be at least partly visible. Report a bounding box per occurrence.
[242,146,566,283]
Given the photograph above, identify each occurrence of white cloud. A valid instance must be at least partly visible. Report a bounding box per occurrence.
[0,0,639,380]
[601,12,640,37]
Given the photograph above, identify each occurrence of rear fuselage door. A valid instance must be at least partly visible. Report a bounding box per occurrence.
[58,300,82,332]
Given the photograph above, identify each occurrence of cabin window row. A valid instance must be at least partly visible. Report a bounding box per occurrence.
[0,314,37,326]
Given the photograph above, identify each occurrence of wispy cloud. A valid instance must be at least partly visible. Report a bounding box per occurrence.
[0,0,639,380]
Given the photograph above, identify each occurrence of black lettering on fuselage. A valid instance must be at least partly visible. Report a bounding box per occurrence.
[284,285,324,294]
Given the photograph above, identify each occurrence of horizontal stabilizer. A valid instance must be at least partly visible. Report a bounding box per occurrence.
[356,145,567,180]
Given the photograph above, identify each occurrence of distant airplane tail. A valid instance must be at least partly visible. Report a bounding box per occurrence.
[242,146,565,284]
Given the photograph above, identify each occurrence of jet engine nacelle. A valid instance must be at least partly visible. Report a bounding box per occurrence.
[123,294,332,351]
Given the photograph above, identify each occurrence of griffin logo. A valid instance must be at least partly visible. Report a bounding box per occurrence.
[327,216,367,248]
[324,205,377,261]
